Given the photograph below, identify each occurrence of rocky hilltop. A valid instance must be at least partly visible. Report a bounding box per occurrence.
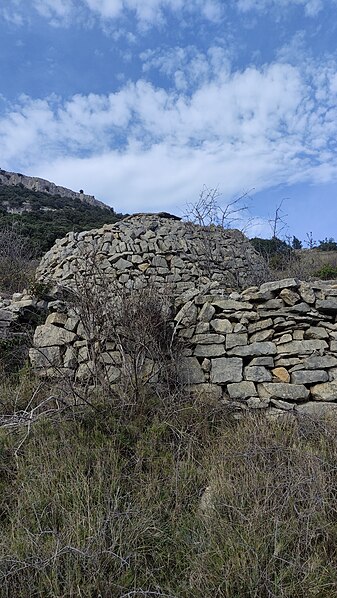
[0,168,106,209]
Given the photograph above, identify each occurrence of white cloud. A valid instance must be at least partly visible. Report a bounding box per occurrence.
[1,0,223,28]
[1,58,337,216]
[237,0,324,17]
[141,46,231,90]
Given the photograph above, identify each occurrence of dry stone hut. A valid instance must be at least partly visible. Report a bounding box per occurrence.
[27,213,337,417]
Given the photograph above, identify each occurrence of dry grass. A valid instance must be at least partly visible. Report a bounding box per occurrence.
[1,372,337,597]
[270,248,337,281]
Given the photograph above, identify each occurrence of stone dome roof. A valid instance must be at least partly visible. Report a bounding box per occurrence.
[36,213,267,295]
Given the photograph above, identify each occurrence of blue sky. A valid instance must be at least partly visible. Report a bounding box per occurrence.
[1,0,337,242]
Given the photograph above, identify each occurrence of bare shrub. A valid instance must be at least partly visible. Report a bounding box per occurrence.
[183,185,252,230]
[0,226,36,293]
[63,249,180,406]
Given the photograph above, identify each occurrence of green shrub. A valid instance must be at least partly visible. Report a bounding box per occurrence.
[318,237,337,251]
[314,263,337,279]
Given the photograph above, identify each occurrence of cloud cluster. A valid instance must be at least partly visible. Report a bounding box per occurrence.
[1,54,337,219]
[236,0,325,17]
[4,0,334,30]
[1,0,223,28]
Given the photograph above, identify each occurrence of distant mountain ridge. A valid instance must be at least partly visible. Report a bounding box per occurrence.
[0,168,107,209]
[0,170,124,254]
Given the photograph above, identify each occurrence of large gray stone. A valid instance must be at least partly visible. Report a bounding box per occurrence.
[198,302,216,322]
[317,299,337,312]
[258,383,309,401]
[114,257,133,270]
[226,333,248,349]
[29,346,62,369]
[279,288,300,306]
[192,333,226,345]
[304,327,329,340]
[259,278,299,293]
[210,357,243,383]
[304,355,337,369]
[211,299,253,311]
[175,301,198,326]
[228,342,277,357]
[34,324,77,347]
[210,318,232,333]
[249,329,274,343]
[310,382,337,401]
[295,401,337,416]
[244,366,272,382]
[227,381,257,399]
[194,344,226,357]
[249,357,275,367]
[178,357,205,384]
[299,283,316,304]
[291,370,329,384]
[248,318,273,334]
[276,339,328,355]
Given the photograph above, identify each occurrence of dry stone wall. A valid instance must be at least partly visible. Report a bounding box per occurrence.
[29,275,337,417]
[36,213,267,294]
[174,278,337,417]
[27,214,337,416]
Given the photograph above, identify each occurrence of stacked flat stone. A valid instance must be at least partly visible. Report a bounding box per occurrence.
[0,292,46,339]
[176,278,337,416]
[36,213,266,295]
[30,274,337,417]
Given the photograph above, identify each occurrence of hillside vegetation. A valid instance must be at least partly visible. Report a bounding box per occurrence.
[0,184,124,255]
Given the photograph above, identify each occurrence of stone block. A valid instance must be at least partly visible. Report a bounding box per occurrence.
[272,367,290,383]
[198,302,216,322]
[279,288,300,305]
[317,299,337,312]
[250,357,275,367]
[276,339,328,355]
[227,381,257,399]
[304,355,337,369]
[45,312,68,326]
[178,357,205,384]
[291,370,329,384]
[259,278,299,293]
[248,319,274,336]
[210,318,232,333]
[249,329,274,343]
[295,401,337,416]
[299,283,315,304]
[304,327,329,340]
[29,346,62,369]
[226,333,248,349]
[210,357,243,383]
[194,344,226,357]
[310,382,337,401]
[228,342,277,357]
[211,299,253,310]
[244,366,272,382]
[192,333,226,345]
[34,324,77,347]
[258,383,309,401]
